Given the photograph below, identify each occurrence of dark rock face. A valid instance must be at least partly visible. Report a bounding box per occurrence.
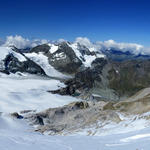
[0,46,45,75]
[75,58,108,87]
[48,42,83,74]
[30,44,50,54]
[10,112,23,119]
[107,59,150,97]
[35,116,44,125]
[3,53,46,75]
[29,42,83,74]
[49,58,108,98]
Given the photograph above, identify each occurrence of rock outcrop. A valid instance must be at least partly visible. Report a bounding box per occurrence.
[24,87,150,135]
[4,54,45,75]
[48,42,83,74]
[0,47,46,75]
[25,101,121,135]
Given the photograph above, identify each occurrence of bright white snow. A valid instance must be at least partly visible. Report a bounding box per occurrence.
[68,42,105,67]
[48,44,59,53]
[24,52,69,78]
[0,46,26,62]
[0,74,78,113]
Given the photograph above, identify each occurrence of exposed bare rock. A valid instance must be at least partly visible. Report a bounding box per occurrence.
[68,101,89,109]
[25,101,122,135]
[24,87,150,135]
[116,99,150,114]
[48,42,83,74]
[10,112,23,119]
[20,110,36,114]
[103,102,115,110]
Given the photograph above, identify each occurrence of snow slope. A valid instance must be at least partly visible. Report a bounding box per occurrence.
[0,73,77,113]
[0,74,150,150]
[0,113,150,150]
[0,46,26,62]
[0,46,26,70]
[24,52,69,78]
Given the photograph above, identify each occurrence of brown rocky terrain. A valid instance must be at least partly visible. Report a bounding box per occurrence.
[21,87,150,135]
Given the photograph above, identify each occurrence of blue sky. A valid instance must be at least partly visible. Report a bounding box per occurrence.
[0,0,150,46]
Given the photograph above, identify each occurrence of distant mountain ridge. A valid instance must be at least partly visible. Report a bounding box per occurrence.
[102,48,150,61]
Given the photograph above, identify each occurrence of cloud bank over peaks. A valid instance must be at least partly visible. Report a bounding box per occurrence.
[74,37,150,55]
[74,37,101,52]
[1,35,49,49]
[96,40,144,55]
[0,35,150,55]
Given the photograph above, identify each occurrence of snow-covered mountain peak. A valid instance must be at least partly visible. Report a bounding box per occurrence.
[0,46,27,71]
[0,46,26,62]
[66,41,105,67]
[25,41,106,75]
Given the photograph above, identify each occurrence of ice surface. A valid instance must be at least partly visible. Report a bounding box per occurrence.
[0,74,78,113]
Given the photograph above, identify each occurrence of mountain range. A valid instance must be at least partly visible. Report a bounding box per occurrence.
[1,41,150,101]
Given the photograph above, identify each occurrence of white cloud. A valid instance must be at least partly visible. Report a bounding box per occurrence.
[74,37,102,52]
[74,37,150,55]
[96,39,144,55]
[30,39,49,48]
[0,35,150,55]
[57,38,66,43]
[1,35,49,49]
[2,35,30,49]
[75,37,92,47]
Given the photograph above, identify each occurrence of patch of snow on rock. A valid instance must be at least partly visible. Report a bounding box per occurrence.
[0,46,26,62]
[25,52,68,78]
[48,44,59,53]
